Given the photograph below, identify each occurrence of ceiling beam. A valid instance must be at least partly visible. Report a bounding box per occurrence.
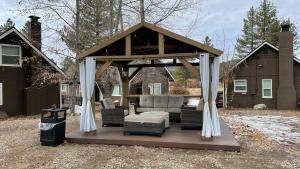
[179,58,200,78]
[96,61,112,79]
[128,62,199,68]
[94,52,200,61]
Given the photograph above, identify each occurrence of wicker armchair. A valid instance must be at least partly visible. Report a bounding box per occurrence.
[100,98,129,127]
[181,109,203,129]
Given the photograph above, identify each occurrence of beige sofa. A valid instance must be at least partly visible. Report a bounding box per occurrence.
[136,95,184,121]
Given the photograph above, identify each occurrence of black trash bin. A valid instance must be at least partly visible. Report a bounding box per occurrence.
[40,109,66,146]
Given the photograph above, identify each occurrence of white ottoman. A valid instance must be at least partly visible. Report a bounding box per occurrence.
[140,111,169,128]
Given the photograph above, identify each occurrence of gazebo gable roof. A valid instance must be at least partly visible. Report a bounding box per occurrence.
[78,22,223,59]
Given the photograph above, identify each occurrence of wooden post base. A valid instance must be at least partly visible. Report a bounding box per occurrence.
[83,130,97,136]
[201,136,213,141]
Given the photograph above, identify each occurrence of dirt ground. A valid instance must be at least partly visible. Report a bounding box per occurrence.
[0,109,299,169]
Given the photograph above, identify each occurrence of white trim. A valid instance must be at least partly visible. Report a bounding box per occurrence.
[0,28,65,76]
[232,41,300,69]
[0,44,22,66]
[60,84,69,93]
[0,83,2,106]
[112,84,122,96]
[232,42,278,70]
[153,83,162,95]
[262,79,272,99]
[164,67,175,81]
[234,79,247,93]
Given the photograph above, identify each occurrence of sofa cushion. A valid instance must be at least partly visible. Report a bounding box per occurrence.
[125,115,164,123]
[139,95,154,107]
[153,96,169,108]
[103,98,115,109]
[136,107,154,113]
[167,96,184,108]
[152,108,166,112]
[165,107,181,113]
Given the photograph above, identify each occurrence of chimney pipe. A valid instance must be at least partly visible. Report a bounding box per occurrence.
[28,15,41,50]
[277,24,296,109]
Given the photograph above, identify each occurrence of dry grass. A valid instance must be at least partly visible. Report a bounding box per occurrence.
[0,109,299,169]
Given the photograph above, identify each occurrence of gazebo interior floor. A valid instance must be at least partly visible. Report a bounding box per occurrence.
[66,120,240,152]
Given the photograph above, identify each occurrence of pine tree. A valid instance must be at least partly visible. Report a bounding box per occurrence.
[235,7,259,58]
[61,0,115,52]
[203,36,213,47]
[281,18,300,57]
[256,0,279,46]
[0,18,15,34]
[235,0,299,58]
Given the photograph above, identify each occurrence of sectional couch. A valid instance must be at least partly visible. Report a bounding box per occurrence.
[135,95,184,122]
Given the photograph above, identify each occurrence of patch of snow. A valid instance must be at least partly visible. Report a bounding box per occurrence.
[225,115,300,145]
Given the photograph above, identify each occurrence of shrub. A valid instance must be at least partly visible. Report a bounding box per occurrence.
[169,87,190,95]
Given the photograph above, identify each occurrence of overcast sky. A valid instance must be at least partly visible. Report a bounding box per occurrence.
[0,0,300,63]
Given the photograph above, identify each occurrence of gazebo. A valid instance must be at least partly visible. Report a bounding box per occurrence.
[70,22,239,151]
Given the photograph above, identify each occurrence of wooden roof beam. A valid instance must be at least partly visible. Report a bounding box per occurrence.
[94,52,200,61]
[179,58,200,78]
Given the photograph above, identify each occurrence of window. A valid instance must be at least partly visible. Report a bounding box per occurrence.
[0,44,21,66]
[234,80,247,93]
[75,86,81,97]
[262,79,272,98]
[153,83,161,95]
[112,84,121,96]
[60,84,69,93]
[0,83,2,106]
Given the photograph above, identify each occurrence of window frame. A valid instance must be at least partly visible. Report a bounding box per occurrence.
[0,83,2,106]
[153,83,162,95]
[60,84,69,93]
[262,79,272,99]
[0,44,22,67]
[234,79,247,93]
[112,84,122,96]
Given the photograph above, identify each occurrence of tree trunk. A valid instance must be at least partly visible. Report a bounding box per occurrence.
[140,0,145,22]
[109,0,114,36]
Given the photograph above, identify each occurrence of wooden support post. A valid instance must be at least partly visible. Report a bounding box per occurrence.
[126,35,131,56]
[122,66,129,106]
[179,58,200,78]
[159,33,164,55]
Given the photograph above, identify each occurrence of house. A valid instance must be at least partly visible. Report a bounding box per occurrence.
[0,16,64,116]
[129,65,175,95]
[226,24,300,109]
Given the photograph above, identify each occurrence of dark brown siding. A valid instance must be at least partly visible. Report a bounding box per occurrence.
[294,61,300,105]
[24,84,60,115]
[228,45,279,109]
[0,67,26,116]
[0,31,61,116]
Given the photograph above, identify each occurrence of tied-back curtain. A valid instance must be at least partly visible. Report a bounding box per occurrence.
[200,53,213,138]
[211,57,221,136]
[83,57,97,132]
[79,62,87,131]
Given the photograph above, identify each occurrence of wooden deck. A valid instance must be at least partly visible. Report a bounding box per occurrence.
[66,120,240,152]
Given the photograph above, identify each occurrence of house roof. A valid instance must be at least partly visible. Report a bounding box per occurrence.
[128,60,175,82]
[232,42,300,69]
[0,27,65,75]
[78,22,223,59]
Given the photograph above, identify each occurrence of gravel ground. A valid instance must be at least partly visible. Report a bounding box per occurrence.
[0,109,299,169]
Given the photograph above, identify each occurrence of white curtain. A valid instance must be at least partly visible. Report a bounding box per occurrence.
[211,57,221,136]
[200,53,213,138]
[81,57,97,132]
[79,61,87,131]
